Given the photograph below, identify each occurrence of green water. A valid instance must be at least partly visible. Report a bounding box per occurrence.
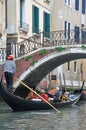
[0,101,86,130]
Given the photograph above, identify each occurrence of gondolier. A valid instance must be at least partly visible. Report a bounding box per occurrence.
[3,55,16,92]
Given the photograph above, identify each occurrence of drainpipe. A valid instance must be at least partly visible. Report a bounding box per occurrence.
[5,0,7,29]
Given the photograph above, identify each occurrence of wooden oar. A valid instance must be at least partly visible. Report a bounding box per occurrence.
[15,77,60,113]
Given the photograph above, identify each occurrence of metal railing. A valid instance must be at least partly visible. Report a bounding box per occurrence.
[0,48,6,63]
[0,28,86,61]
[14,29,86,58]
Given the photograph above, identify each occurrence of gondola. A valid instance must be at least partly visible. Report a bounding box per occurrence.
[76,90,86,100]
[0,80,84,112]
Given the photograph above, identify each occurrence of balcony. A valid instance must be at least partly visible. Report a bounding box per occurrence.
[19,22,29,32]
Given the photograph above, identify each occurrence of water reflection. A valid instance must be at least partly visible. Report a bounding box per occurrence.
[0,101,86,130]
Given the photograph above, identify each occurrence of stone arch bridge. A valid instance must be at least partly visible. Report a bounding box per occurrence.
[14,47,86,97]
[0,29,86,96]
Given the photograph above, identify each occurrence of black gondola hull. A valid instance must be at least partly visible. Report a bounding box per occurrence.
[0,81,83,111]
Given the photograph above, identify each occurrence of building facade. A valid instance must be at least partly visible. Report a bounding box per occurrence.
[7,0,51,44]
[51,0,86,31]
[49,0,86,88]
[5,0,51,58]
[0,0,7,62]
[0,0,51,62]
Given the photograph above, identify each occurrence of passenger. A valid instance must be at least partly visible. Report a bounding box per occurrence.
[40,89,49,102]
[65,91,69,97]
[26,91,38,100]
[61,91,69,102]
[3,55,16,92]
[61,93,68,102]
[53,87,62,102]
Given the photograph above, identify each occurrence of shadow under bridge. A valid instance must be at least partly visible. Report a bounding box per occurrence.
[14,48,86,97]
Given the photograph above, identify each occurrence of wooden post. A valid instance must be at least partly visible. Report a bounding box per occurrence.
[63,73,66,92]
[59,73,62,92]
[69,70,74,93]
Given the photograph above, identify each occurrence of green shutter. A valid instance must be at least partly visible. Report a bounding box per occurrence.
[20,0,22,28]
[32,5,39,33]
[43,12,50,37]
[47,13,50,33]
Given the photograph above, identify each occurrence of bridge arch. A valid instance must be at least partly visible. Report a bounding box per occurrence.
[14,48,86,91]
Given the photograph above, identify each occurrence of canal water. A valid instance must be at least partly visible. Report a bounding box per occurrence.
[0,101,86,130]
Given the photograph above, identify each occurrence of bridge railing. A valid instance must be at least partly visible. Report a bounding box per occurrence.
[2,28,86,60]
[15,29,86,58]
[14,34,43,58]
[49,29,86,46]
[0,48,6,62]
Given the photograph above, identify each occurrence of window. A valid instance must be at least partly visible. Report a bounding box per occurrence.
[80,63,83,73]
[68,0,71,6]
[65,0,71,6]
[65,0,67,3]
[68,23,70,39]
[75,0,79,11]
[74,26,80,43]
[64,21,67,39]
[82,30,86,38]
[82,30,86,44]
[82,0,86,14]
[68,61,70,71]
[51,75,57,85]
[43,12,50,37]
[32,5,39,33]
[64,21,70,39]
[51,75,56,80]
[74,61,76,72]
[20,0,25,28]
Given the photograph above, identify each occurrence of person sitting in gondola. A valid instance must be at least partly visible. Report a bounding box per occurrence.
[61,93,68,102]
[40,89,49,102]
[26,89,49,102]
[53,87,62,102]
[61,91,69,102]
[26,91,39,100]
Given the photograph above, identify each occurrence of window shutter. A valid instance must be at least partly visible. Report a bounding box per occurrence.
[43,12,50,37]
[68,23,70,39]
[32,5,39,33]
[75,0,79,11]
[82,0,85,14]
[20,0,23,28]
[74,26,80,43]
